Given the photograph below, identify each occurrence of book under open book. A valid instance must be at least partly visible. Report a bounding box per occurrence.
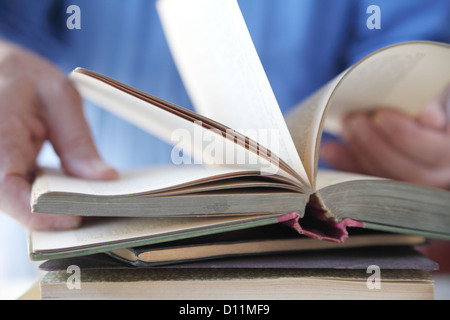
[38,246,437,300]
[29,0,450,262]
[37,245,438,300]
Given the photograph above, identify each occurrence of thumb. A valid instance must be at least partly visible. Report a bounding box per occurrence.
[42,78,118,180]
[417,100,447,130]
[417,85,450,130]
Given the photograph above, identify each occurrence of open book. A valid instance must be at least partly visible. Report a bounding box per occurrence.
[31,0,450,246]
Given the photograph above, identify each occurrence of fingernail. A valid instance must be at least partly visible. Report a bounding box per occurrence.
[68,157,118,180]
[373,112,393,135]
[418,100,447,129]
[89,159,118,179]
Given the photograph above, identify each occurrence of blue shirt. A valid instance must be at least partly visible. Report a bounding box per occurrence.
[1,0,450,169]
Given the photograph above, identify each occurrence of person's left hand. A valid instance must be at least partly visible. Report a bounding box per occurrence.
[320,91,450,190]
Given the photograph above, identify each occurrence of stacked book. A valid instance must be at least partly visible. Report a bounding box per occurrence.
[29,213,439,300]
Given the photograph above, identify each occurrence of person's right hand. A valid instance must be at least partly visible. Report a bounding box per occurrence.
[320,85,450,190]
[0,40,118,230]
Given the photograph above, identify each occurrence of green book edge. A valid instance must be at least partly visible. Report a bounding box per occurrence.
[363,222,450,240]
[28,214,286,261]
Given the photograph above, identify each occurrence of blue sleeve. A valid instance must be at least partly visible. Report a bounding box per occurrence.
[0,0,69,60]
[345,0,450,64]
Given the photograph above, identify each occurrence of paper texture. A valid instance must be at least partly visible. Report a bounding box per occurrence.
[157,0,309,186]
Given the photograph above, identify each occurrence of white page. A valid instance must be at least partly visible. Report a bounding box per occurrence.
[156,0,309,187]
[33,165,257,196]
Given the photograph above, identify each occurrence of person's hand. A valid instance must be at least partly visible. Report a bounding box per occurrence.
[320,87,450,189]
[0,40,117,230]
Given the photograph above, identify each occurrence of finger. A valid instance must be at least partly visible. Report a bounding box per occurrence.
[0,173,82,230]
[0,44,91,230]
[0,120,81,230]
[372,110,450,168]
[342,114,389,176]
[342,114,450,188]
[417,84,450,129]
[320,141,365,173]
[29,212,82,231]
[39,77,118,180]
[418,99,447,129]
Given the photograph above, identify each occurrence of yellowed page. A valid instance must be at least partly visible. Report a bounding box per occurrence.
[287,41,450,189]
[315,169,384,190]
[286,74,344,188]
[324,41,450,135]
[71,71,234,168]
[156,0,309,187]
[71,70,292,179]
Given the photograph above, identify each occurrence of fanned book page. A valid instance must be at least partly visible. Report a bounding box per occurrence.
[286,41,450,185]
[71,68,306,187]
[156,0,309,187]
[302,41,450,135]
